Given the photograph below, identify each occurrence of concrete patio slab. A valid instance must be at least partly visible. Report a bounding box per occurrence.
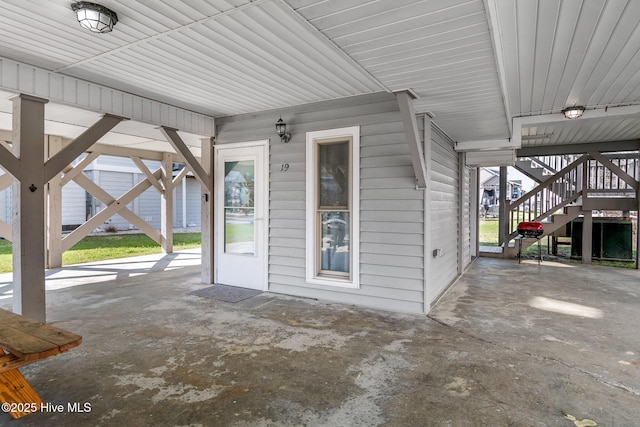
[0,255,638,426]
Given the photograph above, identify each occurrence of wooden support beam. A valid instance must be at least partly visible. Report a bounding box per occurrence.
[0,142,19,178]
[62,170,162,251]
[87,143,185,162]
[499,166,508,246]
[161,153,173,254]
[131,156,164,193]
[200,137,214,284]
[394,90,427,189]
[46,136,64,269]
[0,172,11,190]
[59,151,100,186]
[160,127,212,192]
[11,94,47,322]
[589,151,639,191]
[44,114,126,183]
[169,166,190,191]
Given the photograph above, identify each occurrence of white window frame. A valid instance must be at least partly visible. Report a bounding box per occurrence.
[306,126,360,289]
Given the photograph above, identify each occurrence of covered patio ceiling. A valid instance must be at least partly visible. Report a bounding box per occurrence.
[0,0,640,153]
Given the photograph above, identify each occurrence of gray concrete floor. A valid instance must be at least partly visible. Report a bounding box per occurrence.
[1,256,639,426]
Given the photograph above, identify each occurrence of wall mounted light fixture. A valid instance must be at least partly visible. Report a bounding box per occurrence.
[275,117,291,143]
[71,2,118,33]
[561,106,585,119]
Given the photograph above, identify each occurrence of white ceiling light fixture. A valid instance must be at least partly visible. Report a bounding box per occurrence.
[561,106,585,119]
[71,2,118,33]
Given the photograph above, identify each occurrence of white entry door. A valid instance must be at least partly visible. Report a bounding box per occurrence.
[215,142,267,290]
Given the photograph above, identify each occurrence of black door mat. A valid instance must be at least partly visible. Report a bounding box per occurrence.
[189,285,262,303]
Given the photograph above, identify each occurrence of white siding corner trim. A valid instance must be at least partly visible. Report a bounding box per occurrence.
[306,126,360,289]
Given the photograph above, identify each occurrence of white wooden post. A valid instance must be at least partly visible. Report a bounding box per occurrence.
[499,166,508,246]
[161,152,173,253]
[11,95,48,322]
[201,137,214,283]
[46,135,64,269]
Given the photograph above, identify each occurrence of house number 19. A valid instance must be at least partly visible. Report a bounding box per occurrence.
[280,163,290,172]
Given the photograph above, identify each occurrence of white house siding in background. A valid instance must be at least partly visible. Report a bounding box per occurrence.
[1,156,202,233]
[90,157,201,230]
[98,170,135,230]
[61,180,87,229]
[173,177,201,228]
[216,92,471,314]
[136,174,162,230]
[0,188,7,224]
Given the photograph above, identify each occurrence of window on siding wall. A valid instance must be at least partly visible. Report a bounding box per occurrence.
[306,127,359,289]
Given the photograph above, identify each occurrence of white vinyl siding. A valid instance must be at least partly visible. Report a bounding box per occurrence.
[173,177,201,228]
[428,126,461,302]
[98,171,134,230]
[136,174,161,230]
[216,92,427,314]
[461,162,472,269]
[61,180,87,227]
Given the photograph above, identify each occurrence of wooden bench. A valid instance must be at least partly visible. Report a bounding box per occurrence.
[0,308,82,419]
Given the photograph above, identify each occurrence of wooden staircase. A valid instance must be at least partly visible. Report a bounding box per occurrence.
[503,205,582,258]
[483,151,639,259]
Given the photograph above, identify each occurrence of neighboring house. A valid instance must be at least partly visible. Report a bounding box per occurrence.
[479,168,523,213]
[0,156,202,231]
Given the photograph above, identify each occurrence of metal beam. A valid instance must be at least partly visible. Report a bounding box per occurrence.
[44,114,127,183]
[394,90,427,189]
[517,140,640,157]
[161,127,212,192]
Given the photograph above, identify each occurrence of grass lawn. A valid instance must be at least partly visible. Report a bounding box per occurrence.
[0,233,201,273]
[225,223,254,244]
[479,218,499,246]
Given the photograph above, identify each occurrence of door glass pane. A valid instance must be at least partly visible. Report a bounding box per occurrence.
[224,160,255,255]
[320,211,349,273]
[319,142,349,207]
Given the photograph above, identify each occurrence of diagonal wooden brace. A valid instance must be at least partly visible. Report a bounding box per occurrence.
[160,127,212,192]
[61,170,163,251]
[44,114,127,183]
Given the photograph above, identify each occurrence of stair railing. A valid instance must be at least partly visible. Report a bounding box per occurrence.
[506,156,587,241]
[586,153,639,195]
